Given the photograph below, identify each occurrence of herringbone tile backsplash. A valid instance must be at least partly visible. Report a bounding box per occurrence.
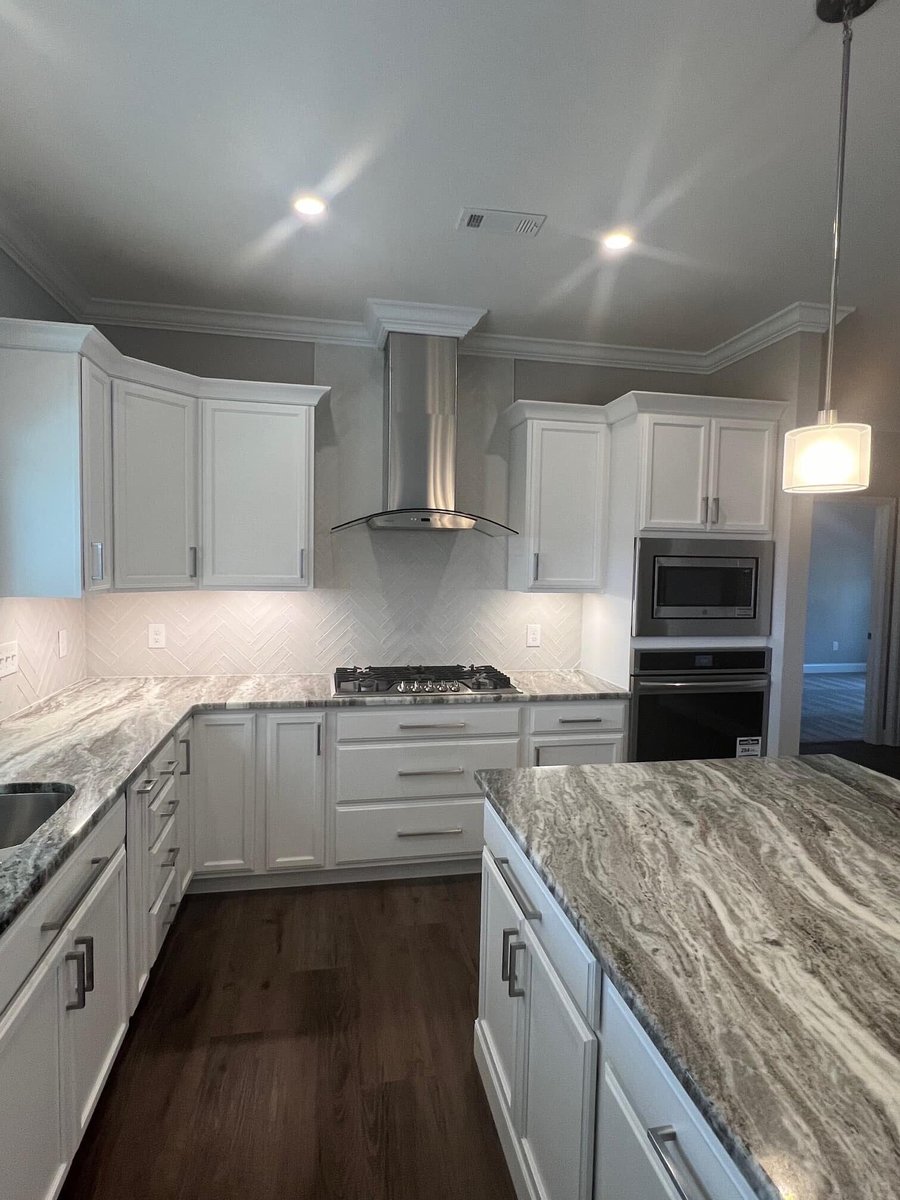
[86,527,582,676]
[0,597,87,719]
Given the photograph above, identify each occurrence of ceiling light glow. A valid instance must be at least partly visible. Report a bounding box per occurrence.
[293,194,327,218]
[601,228,634,252]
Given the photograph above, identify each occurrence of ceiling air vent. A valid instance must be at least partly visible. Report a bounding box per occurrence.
[457,208,546,237]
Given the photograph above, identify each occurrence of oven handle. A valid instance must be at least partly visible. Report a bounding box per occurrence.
[634,679,768,693]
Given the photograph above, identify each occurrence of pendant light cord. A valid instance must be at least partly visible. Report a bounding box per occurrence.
[822,4,854,419]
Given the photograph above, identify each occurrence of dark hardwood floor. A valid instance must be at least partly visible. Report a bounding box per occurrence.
[61,878,516,1200]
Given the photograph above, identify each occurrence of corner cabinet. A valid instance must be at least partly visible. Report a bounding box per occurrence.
[200,398,314,589]
[505,403,609,592]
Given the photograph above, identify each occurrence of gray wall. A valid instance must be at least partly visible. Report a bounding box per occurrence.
[0,248,71,321]
[804,501,876,666]
[98,325,315,383]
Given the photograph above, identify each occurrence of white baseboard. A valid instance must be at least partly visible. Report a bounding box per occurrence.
[188,856,481,894]
[803,662,866,675]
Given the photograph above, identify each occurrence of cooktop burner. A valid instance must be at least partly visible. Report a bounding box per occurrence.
[333,664,520,696]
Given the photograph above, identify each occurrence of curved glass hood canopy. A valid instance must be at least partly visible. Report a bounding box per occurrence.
[331,328,518,538]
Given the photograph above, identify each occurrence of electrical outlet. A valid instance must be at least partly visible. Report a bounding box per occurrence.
[832,640,839,652]
[0,641,18,679]
[526,623,542,648]
[148,623,167,649]
[58,629,68,659]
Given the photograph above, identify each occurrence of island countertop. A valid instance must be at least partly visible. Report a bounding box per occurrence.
[476,755,900,1200]
[0,670,625,939]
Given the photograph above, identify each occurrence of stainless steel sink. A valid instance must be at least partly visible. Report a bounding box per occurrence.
[0,783,76,852]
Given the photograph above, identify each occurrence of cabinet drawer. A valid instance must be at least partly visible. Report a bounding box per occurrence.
[0,798,125,1016]
[335,799,484,864]
[146,813,179,911]
[483,803,598,1025]
[146,774,179,845]
[148,866,178,963]
[337,738,519,803]
[531,701,626,735]
[601,978,756,1200]
[336,705,521,742]
[533,736,623,767]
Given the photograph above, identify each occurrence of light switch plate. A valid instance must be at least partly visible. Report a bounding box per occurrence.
[58,629,68,659]
[0,641,18,679]
[526,624,542,648]
[148,623,167,649]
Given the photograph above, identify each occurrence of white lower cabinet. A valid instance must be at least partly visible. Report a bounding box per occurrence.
[595,1061,677,1200]
[264,713,324,870]
[531,738,623,767]
[193,713,257,874]
[478,852,523,1116]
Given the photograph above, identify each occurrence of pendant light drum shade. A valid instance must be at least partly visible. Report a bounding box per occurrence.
[782,412,871,492]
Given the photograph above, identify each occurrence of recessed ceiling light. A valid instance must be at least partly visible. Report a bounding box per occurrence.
[601,228,634,252]
[293,194,327,218]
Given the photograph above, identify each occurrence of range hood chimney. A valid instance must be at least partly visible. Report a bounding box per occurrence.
[331,302,517,537]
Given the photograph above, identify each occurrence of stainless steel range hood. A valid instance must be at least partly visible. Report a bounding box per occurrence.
[331,330,517,536]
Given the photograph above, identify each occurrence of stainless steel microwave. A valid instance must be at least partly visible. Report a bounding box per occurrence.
[633,538,774,637]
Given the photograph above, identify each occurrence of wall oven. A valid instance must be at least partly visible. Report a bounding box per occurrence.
[633,537,774,637]
[629,648,771,762]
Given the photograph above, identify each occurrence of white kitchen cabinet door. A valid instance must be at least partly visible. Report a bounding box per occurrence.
[477,850,524,1119]
[532,736,624,767]
[112,380,198,589]
[0,934,68,1200]
[595,1059,677,1200]
[708,418,776,535]
[201,399,314,588]
[193,713,257,874]
[264,713,324,870]
[64,847,128,1146]
[80,358,113,592]
[517,921,597,1200]
[509,420,608,592]
[640,415,710,531]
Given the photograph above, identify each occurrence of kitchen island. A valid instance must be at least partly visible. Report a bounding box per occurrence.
[475,755,900,1200]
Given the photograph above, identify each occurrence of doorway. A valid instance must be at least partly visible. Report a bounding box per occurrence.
[800,496,898,755]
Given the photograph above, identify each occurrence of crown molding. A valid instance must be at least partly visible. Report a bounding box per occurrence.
[365,298,488,348]
[0,207,90,317]
[461,330,705,371]
[701,300,854,373]
[81,296,371,346]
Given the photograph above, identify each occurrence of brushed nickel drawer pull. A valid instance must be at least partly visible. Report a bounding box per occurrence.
[397,722,467,730]
[162,900,179,928]
[159,760,178,776]
[494,857,541,921]
[179,737,191,776]
[74,935,95,992]
[163,846,181,869]
[90,540,104,583]
[501,927,518,982]
[42,857,110,933]
[647,1126,702,1200]
[397,767,465,777]
[396,827,464,838]
[66,949,87,1010]
[557,717,604,724]
[135,777,157,795]
[507,940,526,998]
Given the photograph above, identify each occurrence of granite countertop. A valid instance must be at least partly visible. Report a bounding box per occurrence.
[0,670,625,939]
[476,755,900,1200]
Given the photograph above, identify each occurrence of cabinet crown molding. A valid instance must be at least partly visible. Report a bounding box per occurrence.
[364,298,488,348]
[603,391,788,425]
[501,399,610,430]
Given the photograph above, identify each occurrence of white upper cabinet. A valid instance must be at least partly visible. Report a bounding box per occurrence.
[506,403,609,592]
[633,406,780,537]
[113,381,199,590]
[81,358,114,592]
[201,399,314,588]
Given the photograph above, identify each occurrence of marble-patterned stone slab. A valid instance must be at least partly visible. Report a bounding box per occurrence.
[0,671,626,938]
[476,756,900,1200]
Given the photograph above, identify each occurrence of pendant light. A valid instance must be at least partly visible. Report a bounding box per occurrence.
[782,0,876,493]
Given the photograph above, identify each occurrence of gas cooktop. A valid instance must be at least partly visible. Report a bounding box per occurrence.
[333,664,521,696]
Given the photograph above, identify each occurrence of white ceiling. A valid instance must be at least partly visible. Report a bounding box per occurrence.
[0,0,897,350]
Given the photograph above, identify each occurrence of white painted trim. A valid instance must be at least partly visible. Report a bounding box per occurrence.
[365,298,488,347]
[803,662,866,674]
[501,399,611,429]
[604,390,787,424]
[703,301,854,372]
[187,856,481,893]
[465,329,706,371]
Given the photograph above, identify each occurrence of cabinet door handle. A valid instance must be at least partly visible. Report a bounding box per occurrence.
[397,767,465,777]
[42,857,110,933]
[507,940,526,998]
[90,541,104,582]
[73,935,95,992]
[316,724,322,756]
[701,496,709,525]
[711,496,720,525]
[159,759,178,776]
[189,546,198,578]
[396,827,463,838]
[135,776,158,796]
[162,899,179,928]
[66,949,87,1010]
[647,1126,702,1200]
[533,552,540,582]
[500,927,518,982]
[299,547,305,580]
[494,857,541,921]
[180,737,191,776]
[557,717,604,725]
[397,722,467,730]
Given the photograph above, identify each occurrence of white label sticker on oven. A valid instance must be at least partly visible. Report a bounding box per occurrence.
[736,737,762,758]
